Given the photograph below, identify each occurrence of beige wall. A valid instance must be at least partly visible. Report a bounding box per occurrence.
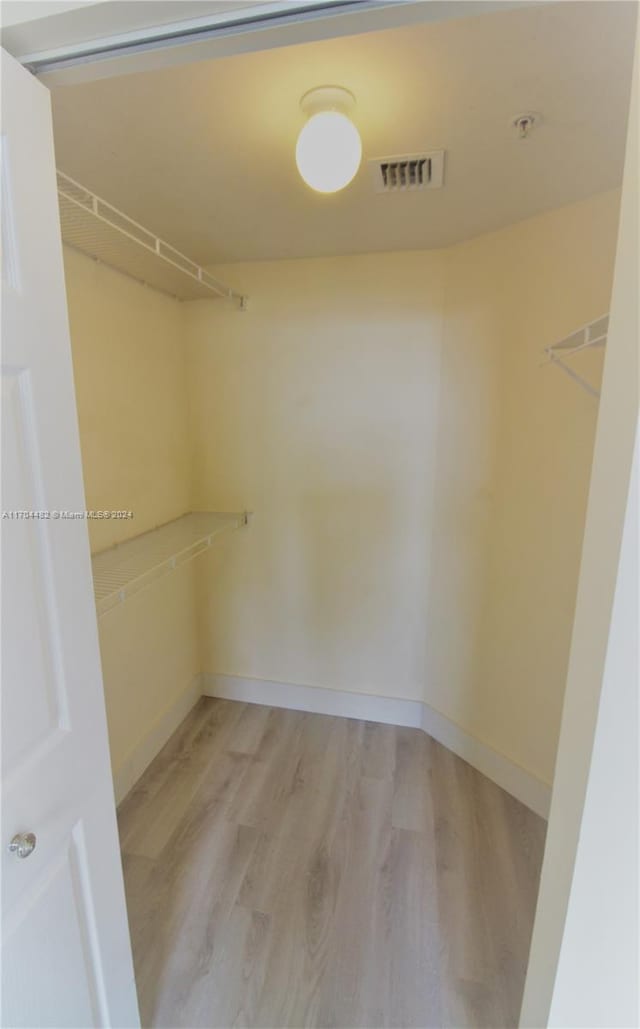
[185,252,447,701]
[185,190,620,788]
[471,190,620,784]
[424,231,506,741]
[95,563,200,787]
[64,249,199,792]
[63,246,190,553]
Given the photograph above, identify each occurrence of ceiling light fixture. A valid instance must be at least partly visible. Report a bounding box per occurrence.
[296,86,362,194]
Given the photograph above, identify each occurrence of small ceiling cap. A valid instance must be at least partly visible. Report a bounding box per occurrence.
[511,112,541,140]
[299,85,356,117]
[296,85,362,194]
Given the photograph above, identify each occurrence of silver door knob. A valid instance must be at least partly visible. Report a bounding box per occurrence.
[8,832,36,859]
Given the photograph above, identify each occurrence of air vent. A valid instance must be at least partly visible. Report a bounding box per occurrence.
[369,150,445,193]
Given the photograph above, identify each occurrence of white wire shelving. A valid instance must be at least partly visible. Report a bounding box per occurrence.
[92,511,248,617]
[543,314,609,399]
[57,171,247,306]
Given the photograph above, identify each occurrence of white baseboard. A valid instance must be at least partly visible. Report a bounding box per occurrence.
[203,673,551,819]
[112,674,202,805]
[204,672,424,728]
[419,702,551,819]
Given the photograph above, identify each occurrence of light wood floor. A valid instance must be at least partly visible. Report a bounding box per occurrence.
[118,698,546,1029]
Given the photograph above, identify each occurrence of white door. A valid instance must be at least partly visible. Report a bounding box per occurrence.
[1,49,139,1029]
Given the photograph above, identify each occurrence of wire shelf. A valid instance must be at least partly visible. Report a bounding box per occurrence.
[57,171,246,304]
[92,511,247,616]
[544,314,609,399]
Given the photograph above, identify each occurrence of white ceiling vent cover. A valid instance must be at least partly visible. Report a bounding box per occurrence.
[369,151,445,193]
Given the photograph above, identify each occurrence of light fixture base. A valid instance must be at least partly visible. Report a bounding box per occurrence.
[300,85,356,117]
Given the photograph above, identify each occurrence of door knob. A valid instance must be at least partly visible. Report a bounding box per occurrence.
[8,832,36,859]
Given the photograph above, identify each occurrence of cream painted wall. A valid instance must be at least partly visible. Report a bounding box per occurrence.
[185,190,620,788]
[425,190,619,786]
[471,189,621,785]
[63,246,190,553]
[185,252,447,702]
[423,232,506,742]
[64,248,200,793]
[95,563,200,788]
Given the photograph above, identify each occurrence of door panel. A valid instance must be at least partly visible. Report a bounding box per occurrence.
[2,369,68,774]
[1,48,139,1029]
[3,837,101,1028]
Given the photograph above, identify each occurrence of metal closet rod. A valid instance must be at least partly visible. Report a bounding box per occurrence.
[543,313,609,400]
[56,169,248,307]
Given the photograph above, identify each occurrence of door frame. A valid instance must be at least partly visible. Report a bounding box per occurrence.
[3,3,638,1025]
[520,27,639,1026]
[3,0,530,84]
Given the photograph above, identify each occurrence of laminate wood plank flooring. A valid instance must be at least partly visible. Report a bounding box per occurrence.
[118,698,546,1028]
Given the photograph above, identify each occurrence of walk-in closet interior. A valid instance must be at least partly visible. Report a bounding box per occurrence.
[38,0,636,1024]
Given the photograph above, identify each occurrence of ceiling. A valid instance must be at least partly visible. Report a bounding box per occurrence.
[51,1,637,264]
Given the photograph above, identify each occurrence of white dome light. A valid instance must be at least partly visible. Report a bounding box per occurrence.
[295,86,362,194]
